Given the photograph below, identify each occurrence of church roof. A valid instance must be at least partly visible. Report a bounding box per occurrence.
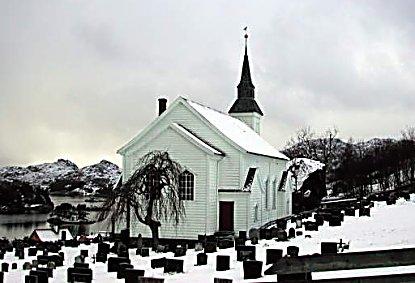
[186,98,288,160]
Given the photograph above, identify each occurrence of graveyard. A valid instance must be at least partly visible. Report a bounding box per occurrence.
[0,195,414,282]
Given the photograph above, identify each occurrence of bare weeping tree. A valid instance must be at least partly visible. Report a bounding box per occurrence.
[99,151,185,248]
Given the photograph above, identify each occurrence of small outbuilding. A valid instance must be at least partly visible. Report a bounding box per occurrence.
[30,228,73,243]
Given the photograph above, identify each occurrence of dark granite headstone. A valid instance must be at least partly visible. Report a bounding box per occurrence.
[11,263,17,269]
[137,277,164,283]
[217,239,234,249]
[151,258,166,269]
[238,231,247,240]
[98,242,110,255]
[266,249,283,264]
[329,216,342,226]
[140,247,149,257]
[164,259,183,273]
[117,263,134,279]
[96,252,107,263]
[288,228,296,238]
[236,245,256,261]
[287,246,299,257]
[67,267,93,283]
[276,230,288,241]
[80,249,88,258]
[25,274,38,283]
[321,242,338,255]
[29,270,48,283]
[1,263,8,272]
[277,219,287,229]
[74,262,89,269]
[296,230,303,236]
[23,262,32,270]
[107,257,130,273]
[196,253,208,266]
[124,269,145,283]
[243,260,262,279]
[174,246,186,257]
[305,221,318,231]
[216,255,230,271]
[36,267,53,278]
[204,242,217,253]
[28,248,37,257]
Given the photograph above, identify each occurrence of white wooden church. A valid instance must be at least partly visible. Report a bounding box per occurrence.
[117,35,293,240]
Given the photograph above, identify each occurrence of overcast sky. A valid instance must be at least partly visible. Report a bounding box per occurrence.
[1,1,414,167]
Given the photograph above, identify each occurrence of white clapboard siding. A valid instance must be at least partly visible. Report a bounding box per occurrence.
[125,127,209,239]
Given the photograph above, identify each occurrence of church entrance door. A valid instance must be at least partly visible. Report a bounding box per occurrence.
[219,201,234,231]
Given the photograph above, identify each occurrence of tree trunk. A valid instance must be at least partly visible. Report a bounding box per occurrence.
[150,224,159,250]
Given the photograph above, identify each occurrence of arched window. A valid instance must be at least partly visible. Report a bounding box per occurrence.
[272,179,277,210]
[179,171,194,201]
[254,204,259,222]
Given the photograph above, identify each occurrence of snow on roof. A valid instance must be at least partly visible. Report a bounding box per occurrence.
[171,123,224,155]
[186,99,289,160]
[34,228,73,242]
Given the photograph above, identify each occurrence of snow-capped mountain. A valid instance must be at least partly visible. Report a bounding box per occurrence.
[0,159,121,196]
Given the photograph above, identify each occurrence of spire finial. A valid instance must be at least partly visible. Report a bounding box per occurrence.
[243,26,248,55]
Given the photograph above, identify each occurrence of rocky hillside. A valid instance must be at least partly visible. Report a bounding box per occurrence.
[0,159,121,197]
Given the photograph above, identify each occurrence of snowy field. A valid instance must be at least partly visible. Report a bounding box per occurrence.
[2,195,415,282]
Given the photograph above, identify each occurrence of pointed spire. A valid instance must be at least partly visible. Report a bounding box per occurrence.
[228,28,263,116]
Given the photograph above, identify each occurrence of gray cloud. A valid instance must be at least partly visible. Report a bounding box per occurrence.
[1,0,414,167]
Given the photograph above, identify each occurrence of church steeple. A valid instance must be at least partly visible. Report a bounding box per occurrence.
[229,29,263,135]
[229,31,263,117]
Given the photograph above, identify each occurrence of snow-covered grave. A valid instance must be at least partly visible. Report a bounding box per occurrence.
[2,195,415,282]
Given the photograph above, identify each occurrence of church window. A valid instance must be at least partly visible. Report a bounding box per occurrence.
[278,171,288,191]
[272,179,277,210]
[179,171,194,201]
[254,204,259,222]
[265,179,269,209]
[243,168,257,190]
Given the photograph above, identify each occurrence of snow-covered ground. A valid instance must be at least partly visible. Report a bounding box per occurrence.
[2,195,415,282]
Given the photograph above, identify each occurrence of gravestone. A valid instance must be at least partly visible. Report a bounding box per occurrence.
[117,263,134,279]
[98,242,110,255]
[67,267,93,283]
[29,270,48,283]
[296,231,303,236]
[234,237,245,248]
[217,239,234,249]
[23,262,32,270]
[344,208,356,216]
[194,243,203,252]
[151,258,166,269]
[296,218,302,228]
[107,257,131,273]
[136,234,143,250]
[96,252,107,263]
[46,261,55,270]
[141,247,150,257]
[216,255,230,271]
[11,263,17,269]
[156,245,166,253]
[314,214,324,226]
[36,267,53,278]
[124,269,145,283]
[164,259,183,273]
[196,253,208,266]
[304,221,318,231]
[266,249,283,264]
[74,262,89,269]
[32,260,38,268]
[243,260,262,279]
[321,242,338,255]
[276,230,288,241]
[249,228,259,240]
[1,263,8,272]
[204,242,217,253]
[287,246,299,257]
[251,237,258,245]
[239,231,247,240]
[28,248,37,256]
[174,246,186,257]
[329,216,342,226]
[236,245,256,261]
[288,228,296,238]
[25,275,38,283]
[277,219,287,229]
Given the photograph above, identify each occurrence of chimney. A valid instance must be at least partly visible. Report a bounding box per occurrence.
[158,98,167,116]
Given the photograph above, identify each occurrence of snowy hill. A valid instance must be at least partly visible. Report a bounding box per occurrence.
[0,159,121,196]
